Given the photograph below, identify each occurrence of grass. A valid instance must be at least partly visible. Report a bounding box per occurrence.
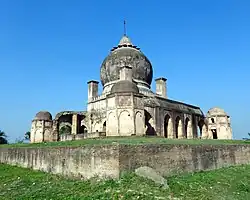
[1,136,250,148]
[0,164,250,200]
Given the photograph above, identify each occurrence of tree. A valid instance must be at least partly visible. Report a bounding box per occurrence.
[0,130,8,144]
[242,133,250,141]
[15,137,24,144]
[24,131,31,140]
[59,125,71,135]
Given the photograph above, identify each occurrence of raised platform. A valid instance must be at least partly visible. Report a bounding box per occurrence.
[0,142,250,179]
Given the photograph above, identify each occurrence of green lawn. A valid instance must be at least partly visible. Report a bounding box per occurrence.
[0,164,250,200]
[1,136,250,148]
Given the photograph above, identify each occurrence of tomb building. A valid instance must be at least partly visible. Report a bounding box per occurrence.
[30,34,233,142]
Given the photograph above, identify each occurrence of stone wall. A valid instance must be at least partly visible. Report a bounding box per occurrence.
[0,145,119,179]
[119,144,250,176]
[0,144,250,179]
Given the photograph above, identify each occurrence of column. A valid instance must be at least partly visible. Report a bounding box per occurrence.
[168,119,174,138]
[71,114,78,135]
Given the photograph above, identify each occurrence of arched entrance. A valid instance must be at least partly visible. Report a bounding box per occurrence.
[175,116,183,139]
[164,114,172,138]
[144,110,156,136]
[58,114,73,135]
[103,121,106,132]
[184,117,193,138]
[197,120,202,138]
[59,125,72,135]
[197,119,207,139]
[79,124,87,134]
[212,129,218,139]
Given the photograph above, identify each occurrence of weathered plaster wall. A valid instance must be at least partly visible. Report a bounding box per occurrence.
[0,144,250,179]
[119,144,250,176]
[207,115,232,140]
[31,120,53,143]
[0,145,119,179]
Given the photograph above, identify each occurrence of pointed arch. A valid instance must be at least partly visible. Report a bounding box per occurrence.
[119,110,132,136]
[197,119,207,138]
[185,117,193,139]
[79,124,87,134]
[164,114,172,138]
[144,110,156,136]
[197,120,203,138]
[175,116,183,139]
[107,111,117,136]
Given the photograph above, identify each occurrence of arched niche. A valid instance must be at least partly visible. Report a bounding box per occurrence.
[119,110,133,136]
[35,128,43,143]
[107,112,117,136]
[135,111,144,135]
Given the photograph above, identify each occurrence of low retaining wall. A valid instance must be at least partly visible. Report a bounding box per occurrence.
[0,144,250,179]
[119,144,250,176]
[0,145,120,179]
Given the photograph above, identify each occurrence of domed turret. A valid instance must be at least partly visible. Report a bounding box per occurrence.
[34,111,52,121]
[100,35,153,93]
[206,107,227,117]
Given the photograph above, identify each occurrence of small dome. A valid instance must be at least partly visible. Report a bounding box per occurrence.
[207,107,227,117]
[111,80,139,94]
[35,111,52,120]
[119,35,133,45]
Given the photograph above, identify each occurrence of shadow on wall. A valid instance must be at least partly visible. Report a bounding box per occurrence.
[145,110,156,136]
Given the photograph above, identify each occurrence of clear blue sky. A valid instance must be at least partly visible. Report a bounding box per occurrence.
[0,0,249,142]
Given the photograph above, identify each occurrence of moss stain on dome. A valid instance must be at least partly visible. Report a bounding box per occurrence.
[100,35,153,87]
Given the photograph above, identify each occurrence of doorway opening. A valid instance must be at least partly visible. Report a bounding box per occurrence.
[212,129,218,139]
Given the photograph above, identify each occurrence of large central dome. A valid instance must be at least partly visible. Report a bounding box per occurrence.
[100,35,153,93]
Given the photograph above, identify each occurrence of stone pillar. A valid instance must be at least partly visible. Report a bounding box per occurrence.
[155,77,167,98]
[189,123,194,139]
[87,80,99,101]
[120,66,132,81]
[208,129,213,139]
[71,114,78,135]
[52,120,59,141]
[168,119,174,138]
[30,121,36,143]
[201,124,208,139]
[178,120,183,139]
[41,120,45,142]
[187,122,193,139]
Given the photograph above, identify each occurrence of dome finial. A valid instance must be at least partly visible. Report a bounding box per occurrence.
[123,20,127,36]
